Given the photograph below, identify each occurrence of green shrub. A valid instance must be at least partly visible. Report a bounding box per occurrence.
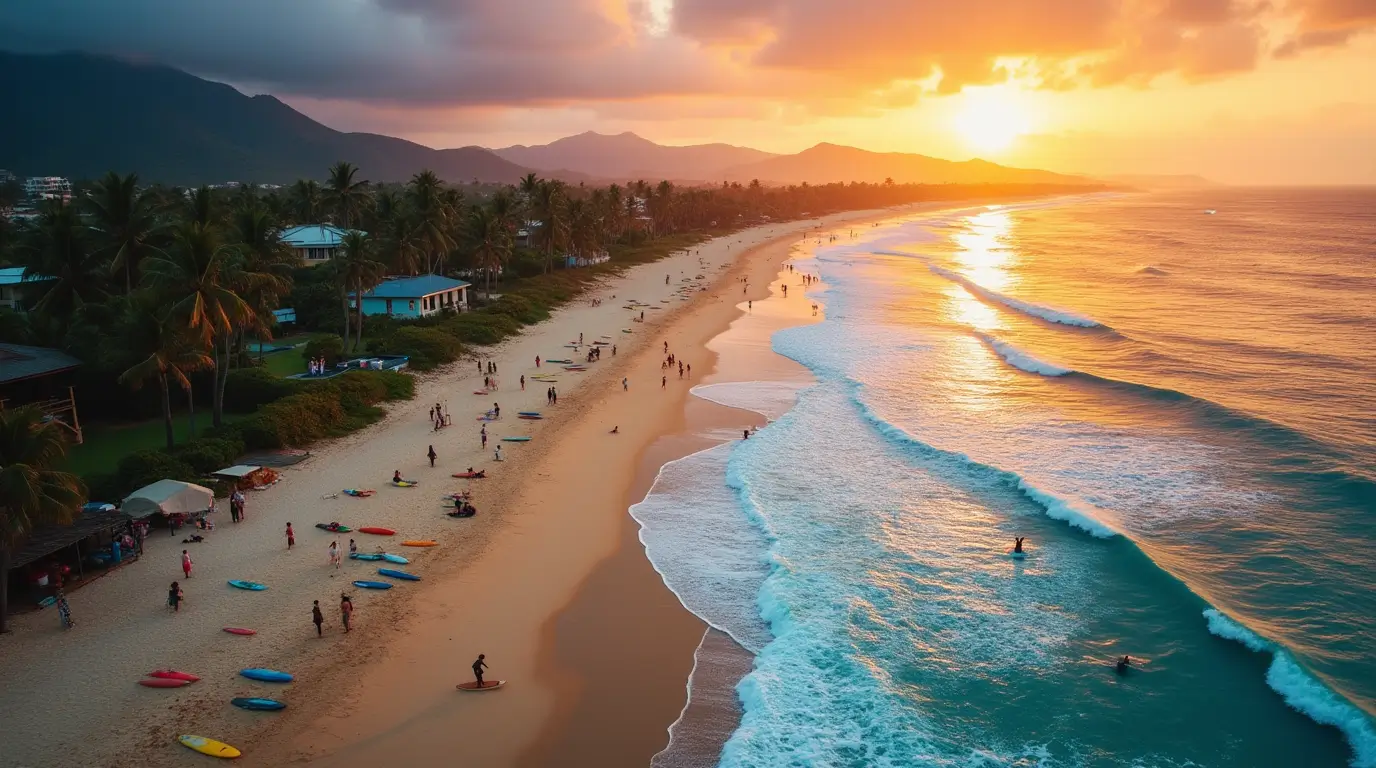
[171,437,245,474]
[304,334,344,366]
[485,294,546,324]
[371,325,463,370]
[374,369,415,401]
[251,390,347,448]
[224,367,300,413]
[441,312,521,345]
[116,450,197,490]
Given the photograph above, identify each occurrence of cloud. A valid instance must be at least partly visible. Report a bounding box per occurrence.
[1275,0,1376,56]
[0,0,1369,119]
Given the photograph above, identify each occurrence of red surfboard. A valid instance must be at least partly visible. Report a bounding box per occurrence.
[456,680,506,691]
[223,627,256,635]
[148,670,200,682]
[139,678,191,688]
[358,527,395,536]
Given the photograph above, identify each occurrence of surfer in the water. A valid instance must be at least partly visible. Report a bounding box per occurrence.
[473,654,489,688]
[1014,537,1025,554]
[1116,655,1132,674]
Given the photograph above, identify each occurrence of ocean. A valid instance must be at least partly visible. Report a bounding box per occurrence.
[635,188,1376,767]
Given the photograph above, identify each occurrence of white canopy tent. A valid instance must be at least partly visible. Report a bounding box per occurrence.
[122,479,215,519]
[212,465,262,480]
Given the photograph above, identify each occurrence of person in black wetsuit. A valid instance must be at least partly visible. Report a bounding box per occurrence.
[1014,537,1025,553]
[1116,655,1132,674]
[473,654,489,688]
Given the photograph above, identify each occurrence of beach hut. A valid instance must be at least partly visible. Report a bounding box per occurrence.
[351,275,470,319]
[121,480,214,520]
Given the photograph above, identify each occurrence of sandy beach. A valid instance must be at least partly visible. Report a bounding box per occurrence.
[0,206,904,768]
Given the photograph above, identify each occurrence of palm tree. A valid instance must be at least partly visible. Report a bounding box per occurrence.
[229,204,296,362]
[287,179,322,224]
[531,180,567,273]
[183,185,218,229]
[334,232,386,352]
[406,171,455,274]
[466,204,511,298]
[85,172,159,293]
[140,222,253,427]
[119,305,213,450]
[0,405,87,633]
[323,162,371,229]
[15,199,108,325]
[373,190,421,275]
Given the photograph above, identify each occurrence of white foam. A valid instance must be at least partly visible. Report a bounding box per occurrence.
[1204,609,1376,767]
[927,264,1104,328]
[691,380,805,422]
[975,332,1073,377]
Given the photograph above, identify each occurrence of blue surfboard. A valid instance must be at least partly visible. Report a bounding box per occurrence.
[349,553,384,561]
[353,580,392,590]
[378,568,420,581]
[231,697,286,711]
[380,553,409,564]
[240,668,293,683]
[228,580,267,591]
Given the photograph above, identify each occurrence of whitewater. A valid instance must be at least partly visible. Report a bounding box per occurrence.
[633,189,1376,768]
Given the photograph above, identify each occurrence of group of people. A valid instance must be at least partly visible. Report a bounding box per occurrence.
[306,357,333,376]
[312,594,354,637]
[429,402,452,431]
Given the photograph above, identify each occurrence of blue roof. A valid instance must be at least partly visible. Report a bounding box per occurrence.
[0,266,54,285]
[281,224,359,248]
[355,275,471,299]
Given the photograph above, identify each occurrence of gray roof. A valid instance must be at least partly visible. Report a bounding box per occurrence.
[355,275,471,300]
[10,507,131,569]
[0,343,81,384]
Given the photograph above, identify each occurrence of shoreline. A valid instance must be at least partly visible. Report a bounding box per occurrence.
[0,198,1025,768]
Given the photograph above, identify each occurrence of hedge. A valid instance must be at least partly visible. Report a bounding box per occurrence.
[223,368,301,413]
[369,325,465,371]
[304,334,345,366]
[235,370,415,449]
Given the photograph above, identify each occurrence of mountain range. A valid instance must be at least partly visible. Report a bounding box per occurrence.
[0,50,1096,189]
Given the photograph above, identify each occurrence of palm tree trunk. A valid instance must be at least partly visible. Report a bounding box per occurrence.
[216,334,229,427]
[187,384,197,438]
[0,543,12,634]
[354,280,365,352]
[341,287,350,348]
[160,372,175,450]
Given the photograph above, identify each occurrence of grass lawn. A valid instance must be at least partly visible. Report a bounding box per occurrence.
[63,411,251,479]
[250,332,333,378]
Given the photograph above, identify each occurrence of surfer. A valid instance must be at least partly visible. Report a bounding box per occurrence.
[473,654,489,688]
[1116,655,1132,674]
[610,426,619,434]
[1014,537,1025,554]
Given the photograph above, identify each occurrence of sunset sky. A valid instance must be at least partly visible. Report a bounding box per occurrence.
[3,0,1375,184]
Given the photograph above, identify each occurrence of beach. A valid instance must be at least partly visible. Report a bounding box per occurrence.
[0,206,899,768]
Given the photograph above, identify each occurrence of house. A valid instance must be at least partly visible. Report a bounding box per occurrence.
[281,224,358,266]
[352,275,470,319]
[24,176,71,202]
[0,267,54,312]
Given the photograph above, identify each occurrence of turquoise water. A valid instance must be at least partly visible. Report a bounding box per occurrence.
[637,189,1376,767]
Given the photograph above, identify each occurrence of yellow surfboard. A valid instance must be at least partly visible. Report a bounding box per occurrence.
[178,735,242,759]
[401,540,437,547]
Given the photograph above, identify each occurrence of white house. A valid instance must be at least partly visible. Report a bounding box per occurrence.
[24,176,71,202]
[281,224,359,266]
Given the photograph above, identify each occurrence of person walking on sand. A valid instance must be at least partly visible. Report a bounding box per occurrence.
[520,374,525,391]
[180,549,192,578]
[473,654,489,688]
[481,429,488,450]
[168,581,183,612]
[428,444,437,467]
[341,594,353,633]
[329,540,340,569]
[286,522,295,550]
[623,377,628,391]
[536,355,541,368]
[349,538,357,556]
[312,600,324,638]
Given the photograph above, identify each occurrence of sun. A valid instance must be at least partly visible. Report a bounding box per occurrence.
[952,87,1033,154]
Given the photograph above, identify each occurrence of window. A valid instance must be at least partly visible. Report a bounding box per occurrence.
[408,300,416,311]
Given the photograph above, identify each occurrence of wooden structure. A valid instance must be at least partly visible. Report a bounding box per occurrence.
[0,343,83,443]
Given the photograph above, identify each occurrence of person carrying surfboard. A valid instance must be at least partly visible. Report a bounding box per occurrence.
[473,654,489,688]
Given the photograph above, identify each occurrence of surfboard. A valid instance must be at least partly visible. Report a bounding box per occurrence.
[349,552,384,561]
[1009,551,1027,560]
[456,680,506,691]
[452,472,486,479]
[501,437,531,442]
[517,411,542,416]
[379,553,409,564]
[148,670,200,682]
[358,527,395,535]
[353,580,393,590]
[518,415,543,420]
[315,523,353,532]
[228,580,267,591]
[231,697,286,711]
[390,481,418,487]
[401,540,437,547]
[139,678,190,688]
[240,668,293,683]
[378,567,420,581]
[223,627,257,636]
[178,735,242,759]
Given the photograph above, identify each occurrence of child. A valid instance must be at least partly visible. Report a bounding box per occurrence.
[286,522,295,550]
[181,549,192,578]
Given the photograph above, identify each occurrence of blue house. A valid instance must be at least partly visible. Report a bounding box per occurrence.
[352,275,470,319]
[281,224,358,266]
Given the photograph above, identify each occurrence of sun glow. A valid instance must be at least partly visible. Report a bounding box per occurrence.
[952,87,1034,154]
